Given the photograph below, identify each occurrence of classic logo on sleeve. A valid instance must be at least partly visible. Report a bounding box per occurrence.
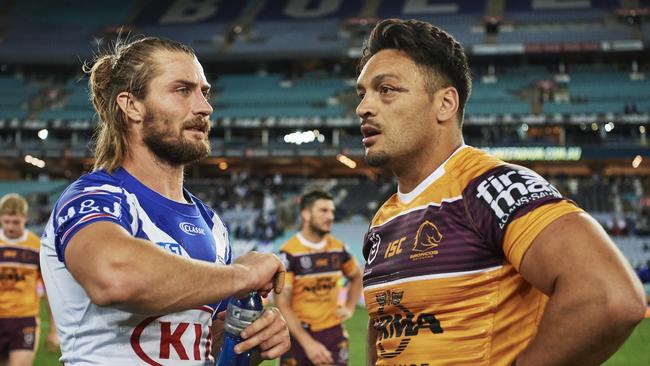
[475,168,561,229]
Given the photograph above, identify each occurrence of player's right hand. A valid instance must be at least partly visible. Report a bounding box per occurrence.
[303,337,334,365]
[233,251,285,297]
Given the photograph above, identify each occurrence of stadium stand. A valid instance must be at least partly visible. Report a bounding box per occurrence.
[1,0,650,272]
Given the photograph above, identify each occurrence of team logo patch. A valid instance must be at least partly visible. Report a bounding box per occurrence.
[366,231,381,265]
[331,254,341,269]
[475,167,561,229]
[409,221,442,261]
[299,256,312,270]
[22,326,35,347]
[179,222,206,236]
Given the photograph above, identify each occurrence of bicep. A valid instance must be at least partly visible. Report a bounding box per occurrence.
[519,212,633,295]
[65,221,134,290]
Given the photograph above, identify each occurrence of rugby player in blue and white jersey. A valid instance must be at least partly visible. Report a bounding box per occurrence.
[40,37,289,366]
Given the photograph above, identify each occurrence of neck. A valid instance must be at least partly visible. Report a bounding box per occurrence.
[122,146,186,203]
[394,133,463,194]
[0,229,24,241]
[300,227,325,244]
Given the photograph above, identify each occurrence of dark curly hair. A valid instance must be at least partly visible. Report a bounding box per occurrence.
[358,18,472,124]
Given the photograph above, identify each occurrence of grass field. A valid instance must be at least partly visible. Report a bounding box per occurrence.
[36,303,650,365]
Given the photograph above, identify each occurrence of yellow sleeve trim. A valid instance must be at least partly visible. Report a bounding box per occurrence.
[504,201,584,271]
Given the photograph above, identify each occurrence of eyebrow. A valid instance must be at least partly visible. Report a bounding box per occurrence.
[172,79,211,92]
[356,73,399,92]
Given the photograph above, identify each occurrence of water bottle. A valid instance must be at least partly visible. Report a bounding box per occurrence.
[215,292,264,366]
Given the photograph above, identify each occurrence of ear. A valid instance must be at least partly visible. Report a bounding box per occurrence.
[435,86,459,123]
[300,208,310,224]
[116,92,145,123]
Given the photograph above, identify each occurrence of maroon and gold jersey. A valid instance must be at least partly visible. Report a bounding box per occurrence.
[279,233,359,331]
[0,229,41,318]
[363,146,583,366]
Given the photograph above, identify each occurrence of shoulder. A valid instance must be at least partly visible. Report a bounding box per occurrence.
[25,231,41,249]
[279,235,302,253]
[56,170,125,205]
[326,235,347,250]
[448,146,505,188]
[466,162,560,202]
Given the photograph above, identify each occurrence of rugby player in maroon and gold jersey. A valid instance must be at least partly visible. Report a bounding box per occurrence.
[0,193,58,366]
[277,191,362,366]
[355,18,646,366]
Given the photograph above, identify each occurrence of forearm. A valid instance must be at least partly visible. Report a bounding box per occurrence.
[516,279,644,365]
[344,273,363,312]
[110,239,247,314]
[72,233,247,314]
[367,318,377,366]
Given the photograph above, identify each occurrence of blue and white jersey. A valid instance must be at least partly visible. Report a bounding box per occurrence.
[40,168,231,366]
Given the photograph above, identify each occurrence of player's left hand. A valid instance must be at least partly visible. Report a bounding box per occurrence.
[45,330,60,353]
[219,307,290,359]
[335,305,354,321]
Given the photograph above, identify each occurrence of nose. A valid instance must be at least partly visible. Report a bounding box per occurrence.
[193,91,214,117]
[327,210,335,221]
[356,94,375,121]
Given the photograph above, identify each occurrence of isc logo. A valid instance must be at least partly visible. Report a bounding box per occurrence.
[384,237,406,259]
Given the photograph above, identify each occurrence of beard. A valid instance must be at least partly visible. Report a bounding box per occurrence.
[309,221,331,237]
[364,150,390,167]
[142,111,211,166]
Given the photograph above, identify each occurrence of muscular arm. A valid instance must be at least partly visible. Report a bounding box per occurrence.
[65,221,283,314]
[367,318,378,366]
[516,212,646,366]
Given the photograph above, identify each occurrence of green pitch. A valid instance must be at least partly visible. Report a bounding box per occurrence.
[35,304,650,365]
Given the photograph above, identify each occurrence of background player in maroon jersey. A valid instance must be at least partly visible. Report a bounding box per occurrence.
[0,193,58,366]
[277,191,363,366]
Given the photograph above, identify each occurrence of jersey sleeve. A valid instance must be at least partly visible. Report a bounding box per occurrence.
[340,243,358,276]
[464,164,582,270]
[53,183,134,264]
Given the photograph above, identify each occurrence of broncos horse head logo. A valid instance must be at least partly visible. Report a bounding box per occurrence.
[412,220,442,253]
